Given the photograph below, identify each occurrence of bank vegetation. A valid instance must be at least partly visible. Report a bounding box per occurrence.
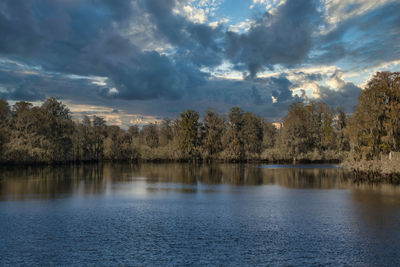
[0,71,399,181]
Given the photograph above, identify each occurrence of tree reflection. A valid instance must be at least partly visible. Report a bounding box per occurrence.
[0,163,399,200]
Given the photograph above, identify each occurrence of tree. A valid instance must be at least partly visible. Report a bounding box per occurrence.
[280,101,338,161]
[0,99,10,161]
[178,110,200,159]
[262,120,277,149]
[40,98,74,162]
[223,107,245,160]
[7,101,43,162]
[82,116,92,127]
[315,102,336,151]
[158,119,173,146]
[347,71,400,158]
[203,109,224,158]
[128,125,139,138]
[92,116,106,160]
[280,102,310,159]
[104,126,135,161]
[142,123,159,148]
[336,107,349,151]
[41,97,71,120]
[77,116,96,161]
[242,112,263,154]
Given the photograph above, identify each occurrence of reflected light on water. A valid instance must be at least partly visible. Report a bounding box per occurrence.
[0,163,399,266]
[0,163,399,201]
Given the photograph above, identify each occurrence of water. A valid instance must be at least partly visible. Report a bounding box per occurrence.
[0,163,399,266]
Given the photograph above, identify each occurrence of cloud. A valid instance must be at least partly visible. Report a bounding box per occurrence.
[0,0,222,102]
[314,72,361,112]
[174,75,307,120]
[66,102,162,129]
[250,0,287,11]
[0,0,398,124]
[313,1,400,67]
[251,86,264,105]
[227,19,253,33]
[269,75,293,102]
[173,0,223,24]
[0,86,45,102]
[322,0,393,27]
[143,0,224,67]
[0,65,103,102]
[226,0,321,77]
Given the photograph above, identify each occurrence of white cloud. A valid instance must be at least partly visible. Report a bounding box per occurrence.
[228,19,253,33]
[91,77,108,86]
[209,18,230,28]
[339,59,400,88]
[66,102,162,129]
[123,1,171,52]
[250,0,286,12]
[322,0,394,31]
[108,87,119,95]
[201,60,244,80]
[173,0,223,24]
[325,71,345,88]
[174,5,207,23]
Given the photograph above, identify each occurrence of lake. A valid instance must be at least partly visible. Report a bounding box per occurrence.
[0,163,399,266]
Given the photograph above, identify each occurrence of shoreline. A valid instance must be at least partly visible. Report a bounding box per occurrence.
[1,158,399,185]
[0,157,341,166]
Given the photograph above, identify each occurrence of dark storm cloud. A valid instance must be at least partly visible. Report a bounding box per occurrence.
[317,82,361,113]
[0,69,45,101]
[0,0,220,101]
[97,50,208,100]
[225,0,321,77]
[144,0,218,47]
[0,85,45,102]
[269,76,293,102]
[0,0,132,56]
[0,63,105,102]
[0,1,39,55]
[142,0,224,67]
[251,86,264,105]
[313,1,400,66]
[180,75,304,119]
[0,0,398,121]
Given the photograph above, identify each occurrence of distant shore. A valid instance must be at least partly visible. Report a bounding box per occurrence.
[2,71,400,185]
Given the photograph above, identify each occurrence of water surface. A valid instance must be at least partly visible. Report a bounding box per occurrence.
[0,163,399,266]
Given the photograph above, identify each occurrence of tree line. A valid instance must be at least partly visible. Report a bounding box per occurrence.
[0,71,399,165]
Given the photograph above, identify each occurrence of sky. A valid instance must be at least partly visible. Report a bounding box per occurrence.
[0,0,399,128]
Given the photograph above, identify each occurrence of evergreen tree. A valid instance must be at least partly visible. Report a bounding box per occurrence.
[242,112,263,154]
[203,110,224,158]
[178,110,200,159]
[224,107,245,160]
[41,97,74,162]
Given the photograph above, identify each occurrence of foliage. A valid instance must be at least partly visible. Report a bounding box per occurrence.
[1,71,398,165]
[178,110,200,159]
[347,72,400,159]
[0,99,10,161]
[202,110,225,159]
[279,101,343,161]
